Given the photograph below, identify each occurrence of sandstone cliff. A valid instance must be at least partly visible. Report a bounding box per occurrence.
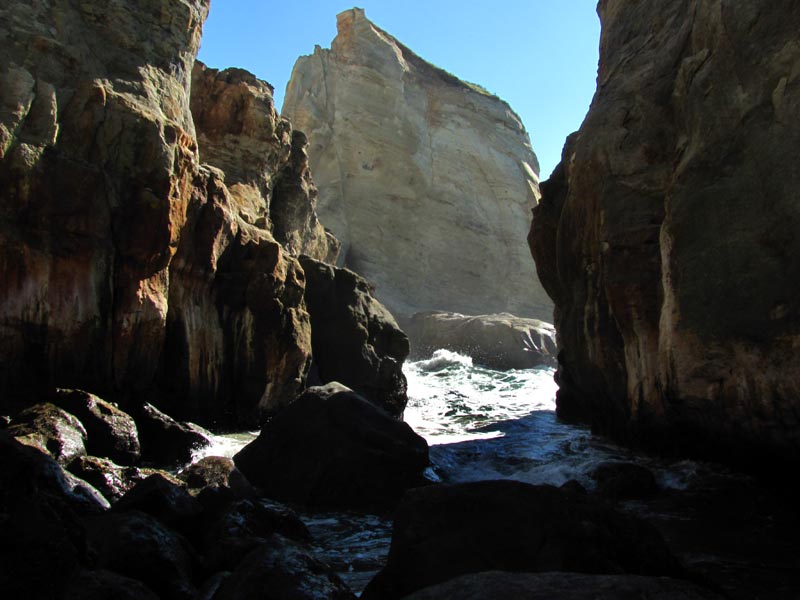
[530,1,800,466]
[282,8,552,321]
[0,0,351,428]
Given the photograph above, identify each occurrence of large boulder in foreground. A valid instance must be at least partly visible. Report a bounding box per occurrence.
[300,255,410,418]
[406,311,557,370]
[361,480,683,600]
[403,571,723,600]
[283,8,552,322]
[529,1,800,466]
[234,383,429,511]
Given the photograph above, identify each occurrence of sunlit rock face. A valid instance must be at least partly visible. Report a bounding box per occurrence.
[0,0,324,428]
[282,8,552,321]
[531,0,800,466]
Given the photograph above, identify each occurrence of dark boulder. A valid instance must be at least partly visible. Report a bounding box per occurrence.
[67,455,168,503]
[214,535,355,600]
[362,480,684,600]
[133,402,212,467]
[51,389,141,466]
[62,569,160,600]
[113,473,204,537]
[590,461,659,501]
[402,571,724,600]
[7,402,87,465]
[234,383,429,510]
[84,510,197,600]
[299,255,410,418]
[0,431,107,598]
[202,499,312,572]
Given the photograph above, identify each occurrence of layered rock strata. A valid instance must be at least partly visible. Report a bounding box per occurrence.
[283,8,552,320]
[530,1,800,465]
[0,0,347,428]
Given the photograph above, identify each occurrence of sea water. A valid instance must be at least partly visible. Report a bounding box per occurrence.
[196,349,707,592]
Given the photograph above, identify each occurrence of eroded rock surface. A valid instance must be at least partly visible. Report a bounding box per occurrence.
[0,0,335,429]
[283,8,551,320]
[530,0,800,466]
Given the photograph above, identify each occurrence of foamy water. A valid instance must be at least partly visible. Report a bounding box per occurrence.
[196,350,709,592]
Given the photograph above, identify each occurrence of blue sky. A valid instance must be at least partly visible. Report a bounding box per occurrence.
[198,2,600,180]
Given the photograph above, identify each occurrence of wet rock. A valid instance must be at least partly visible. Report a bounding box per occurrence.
[0,431,106,598]
[234,383,429,511]
[202,499,312,571]
[8,402,87,465]
[590,462,659,501]
[113,473,203,537]
[51,389,140,466]
[85,510,197,600]
[180,456,256,511]
[133,403,211,467]
[406,311,557,370]
[362,480,683,600]
[62,569,160,600]
[214,535,355,600]
[0,415,10,427]
[300,256,410,417]
[402,571,724,600]
[67,455,142,503]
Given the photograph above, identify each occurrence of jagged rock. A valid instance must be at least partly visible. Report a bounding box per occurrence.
[361,480,683,600]
[402,571,724,600]
[214,535,355,600]
[234,383,429,511]
[283,8,551,321]
[202,499,312,572]
[299,255,409,417]
[133,403,211,467]
[51,389,140,466]
[589,462,659,501]
[529,1,800,466]
[8,402,87,465]
[406,311,557,370]
[0,431,107,598]
[0,0,318,430]
[84,510,197,600]
[67,455,164,503]
[62,570,160,600]
[190,61,338,263]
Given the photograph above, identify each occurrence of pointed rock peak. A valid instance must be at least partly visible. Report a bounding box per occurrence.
[336,7,367,29]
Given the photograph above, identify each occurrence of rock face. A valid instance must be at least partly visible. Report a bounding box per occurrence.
[0,0,341,428]
[300,255,409,417]
[406,311,557,370]
[530,1,800,466]
[190,61,339,263]
[283,8,552,321]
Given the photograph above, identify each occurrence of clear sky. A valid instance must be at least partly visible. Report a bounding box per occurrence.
[198,1,600,180]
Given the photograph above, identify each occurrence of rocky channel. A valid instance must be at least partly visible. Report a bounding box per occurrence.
[2,1,800,599]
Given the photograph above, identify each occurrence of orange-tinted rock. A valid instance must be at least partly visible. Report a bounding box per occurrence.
[0,1,322,428]
[530,1,800,467]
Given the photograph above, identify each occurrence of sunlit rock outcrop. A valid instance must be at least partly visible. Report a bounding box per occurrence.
[283,8,552,321]
[0,0,331,428]
[531,0,800,466]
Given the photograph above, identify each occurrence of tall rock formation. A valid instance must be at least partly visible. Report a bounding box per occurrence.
[282,8,552,321]
[0,0,345,428]
[530,0,800,466]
